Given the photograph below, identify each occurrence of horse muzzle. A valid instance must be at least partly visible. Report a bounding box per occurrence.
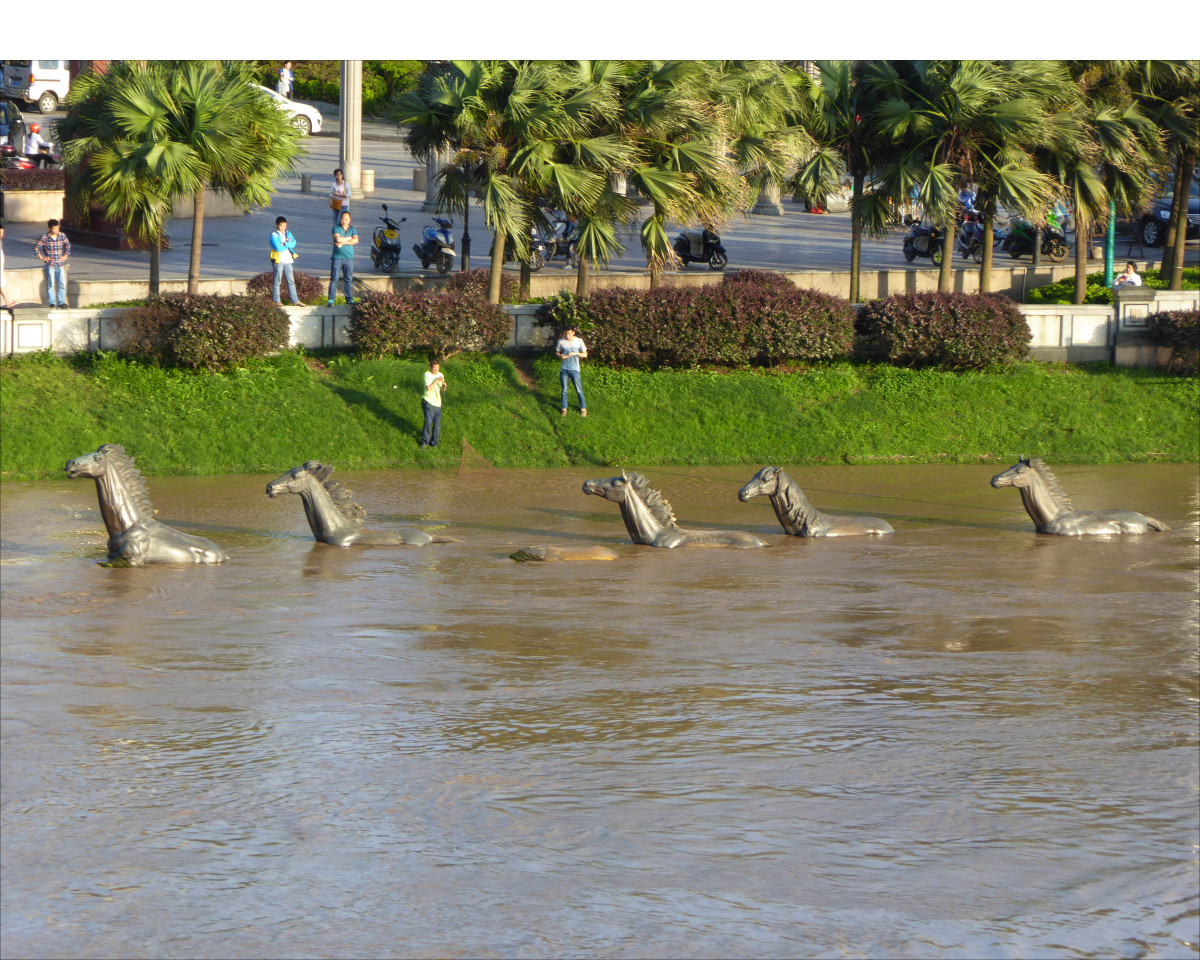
[737,484,761,502]
[990,475,1012,488]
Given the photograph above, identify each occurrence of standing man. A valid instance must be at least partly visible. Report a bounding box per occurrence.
[420,359,447,449]
[34,219,70,308]
[277,62,294,99]
[328,210,357,305]
[1,221,16,310]
[556,325,587,417]
[270,216,301,306]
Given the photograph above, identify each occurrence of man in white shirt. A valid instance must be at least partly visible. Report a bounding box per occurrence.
[24,123,52,168]
[420,360,447,449]
[556,326,587,417]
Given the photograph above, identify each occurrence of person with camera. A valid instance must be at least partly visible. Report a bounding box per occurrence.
[269,216,302,306]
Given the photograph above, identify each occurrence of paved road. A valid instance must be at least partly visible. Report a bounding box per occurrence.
[4,108,1187,285]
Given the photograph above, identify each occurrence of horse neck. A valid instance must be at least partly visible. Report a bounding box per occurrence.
[1019,474,1068,527]
[297,479,348,540]
[772,475,821,534]
[93,470,145,537]
[619,489,665,545]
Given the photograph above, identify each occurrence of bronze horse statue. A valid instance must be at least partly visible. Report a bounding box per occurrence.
[266,461,460,547]
[65,444,228,566]
[738,466,895,537]
[991,458,1170,536]
[582,470,766,548]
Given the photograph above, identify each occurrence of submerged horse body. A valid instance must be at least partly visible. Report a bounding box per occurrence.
[991,458,1170,536]
[738,466,894,537]
[65,444,228,565]
[266,461,459,547]
[582,471,766,548]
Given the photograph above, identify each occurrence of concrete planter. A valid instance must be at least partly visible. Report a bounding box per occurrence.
[3,189,64,222]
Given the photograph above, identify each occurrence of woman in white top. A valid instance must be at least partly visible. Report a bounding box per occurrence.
[330,168,351,223]
[1114,262,1142,287]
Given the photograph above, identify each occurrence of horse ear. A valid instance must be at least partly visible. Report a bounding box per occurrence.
[620,469,628,481]
[303,460,322,471]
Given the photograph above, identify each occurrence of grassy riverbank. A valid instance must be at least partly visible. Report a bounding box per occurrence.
[1,350,1196,480]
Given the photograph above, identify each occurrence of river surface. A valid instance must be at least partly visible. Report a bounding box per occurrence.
[2,464,1198,959]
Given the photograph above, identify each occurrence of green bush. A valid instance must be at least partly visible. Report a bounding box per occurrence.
[0,167,65,192]
[445,268,519,304]
[251,59,424,113]
[1027,267,1200,304]
[721,268,796,292]
[856,292,1031,369]
[349,291,512,360]
[117,295,290,372]
[1147,309,1200,375]
[547,284,855,369]
[247,270,327,305]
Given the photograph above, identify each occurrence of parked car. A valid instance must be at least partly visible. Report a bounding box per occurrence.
[2,59,70,114]
[0,99,27,149]
[1138,181,1200,247]
[252,84,322,136]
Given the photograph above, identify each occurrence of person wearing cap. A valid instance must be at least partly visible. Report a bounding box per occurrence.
[24,123,52,168]
[556,326,588,417]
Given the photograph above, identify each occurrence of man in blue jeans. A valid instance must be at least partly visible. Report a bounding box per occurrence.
[556,325,587,417]
[420,360,446,448]
[270,216,301,305]
[34,219,70,308]
[328,210,357,305]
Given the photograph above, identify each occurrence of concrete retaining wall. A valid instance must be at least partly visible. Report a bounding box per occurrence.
[2,190,64,222]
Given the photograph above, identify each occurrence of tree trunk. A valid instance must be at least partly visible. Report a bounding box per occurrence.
[980,213,993,293]
[1159,158,1185,287]
[188,188,205,295]
[849,173,864,303]
[1170,152,1195,291]
[937,217,954,293]
[487,232,505,305]
[576,255,591,297]
[1073,216,1089,305]
[649,260,661,290]
[519,260,531,302]
[149,238,161,297]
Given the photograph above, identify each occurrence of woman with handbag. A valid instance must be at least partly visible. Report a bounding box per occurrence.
[329,168,351,223]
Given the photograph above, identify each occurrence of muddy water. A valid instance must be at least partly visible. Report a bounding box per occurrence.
[2,464,1197,959]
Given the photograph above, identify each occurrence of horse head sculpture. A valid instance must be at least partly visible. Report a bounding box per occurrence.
[739,465,894,537]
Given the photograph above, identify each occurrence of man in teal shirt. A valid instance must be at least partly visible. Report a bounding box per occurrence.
[328,210,358,305]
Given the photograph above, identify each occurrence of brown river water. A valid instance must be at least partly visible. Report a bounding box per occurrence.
[1,464,1198,959]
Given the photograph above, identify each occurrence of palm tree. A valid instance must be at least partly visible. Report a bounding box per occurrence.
[59,60,304,295]
[870,60,1065,293]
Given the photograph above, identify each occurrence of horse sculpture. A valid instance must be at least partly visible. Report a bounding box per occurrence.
[990,457,1170,536]
[266,461,460,547]
[65,444,228,566]
[582,470,766,548]
[738,466,895,537]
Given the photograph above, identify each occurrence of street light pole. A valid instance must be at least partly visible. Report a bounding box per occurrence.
[338,61,363,192]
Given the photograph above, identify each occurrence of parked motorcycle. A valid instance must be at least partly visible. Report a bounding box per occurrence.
[1001,216,1068,262]
[956,211,990,263]
[1,144,34,170]
[902,215,944,264]
[490,224,553,271]
[672,228,727,270]
[412,217,456,273]
[370,203,406,273]
[544,216,580,268]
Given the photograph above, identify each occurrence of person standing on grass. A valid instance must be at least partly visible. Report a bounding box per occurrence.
[420,359,447,449]
[34,219,70,308]
[329,210,357,305]
[270,216,301,306]
[556,326,587,417]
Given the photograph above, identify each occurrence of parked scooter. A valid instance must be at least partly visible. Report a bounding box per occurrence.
[544,215,580,268]
[672,228,728,270]
[490,224,553,271]
[370,203,406,273]
[902,215,944,264]
[1001,215,1068,262]
[956,211,989,263]
[1,144,35,170]
[412,217,456,273]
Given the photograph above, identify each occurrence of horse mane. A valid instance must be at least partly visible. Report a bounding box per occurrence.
[98,444,154,517]
[309,462,367,528]
[625,472,678,528]
[1027,458,1073,511]
[771,468,822,527]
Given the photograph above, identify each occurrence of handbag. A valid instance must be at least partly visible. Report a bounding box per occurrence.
[330,197,342,212]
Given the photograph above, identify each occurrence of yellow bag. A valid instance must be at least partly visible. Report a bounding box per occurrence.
[330,197,343,212]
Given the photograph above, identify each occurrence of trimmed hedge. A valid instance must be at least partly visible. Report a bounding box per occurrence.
[116,295,290,372]
[247,270,327,305]
[349,291,512,360]
[0,168,65,192]
[1027,267,1200,305]
[539,282,855,369]
[446,268,519,304]
[856,292,1031,369]
[1148,309,1200,375]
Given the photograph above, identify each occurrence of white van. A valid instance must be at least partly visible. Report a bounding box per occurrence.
[2,59,71,113]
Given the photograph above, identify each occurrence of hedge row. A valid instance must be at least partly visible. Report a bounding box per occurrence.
[541,274,1030,370]
[0,168,66,192]
[117,295,290,372]
[348,291,511,360]
[1148,310,1200,375]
